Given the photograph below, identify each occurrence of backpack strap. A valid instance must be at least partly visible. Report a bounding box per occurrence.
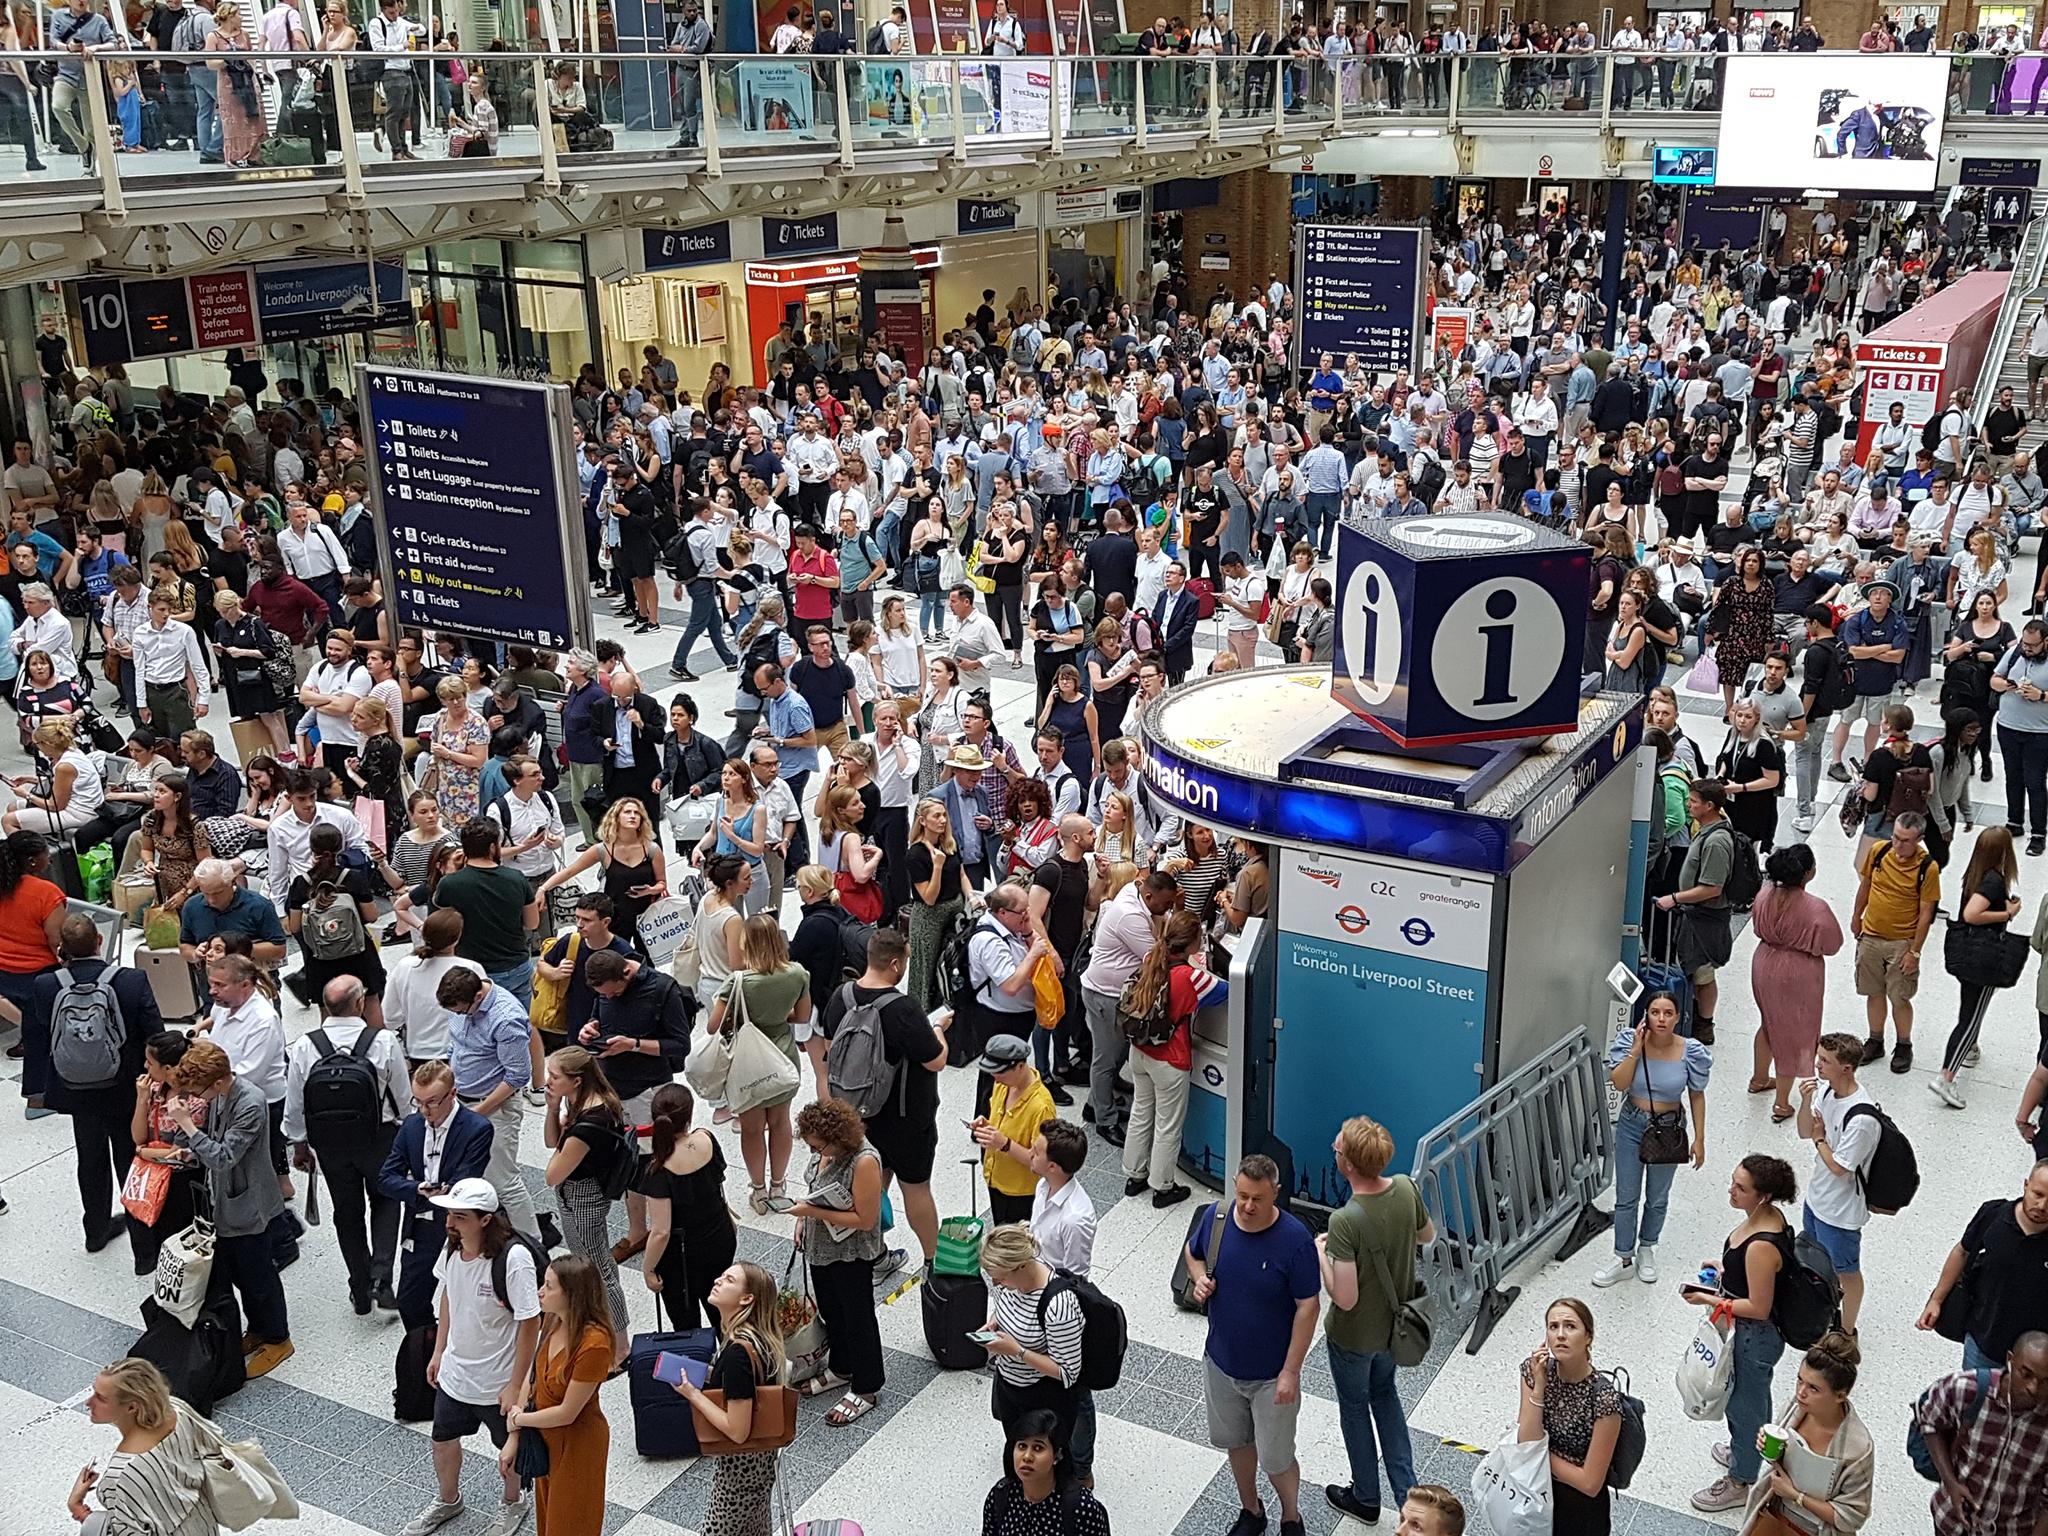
[309,1028,337,1059]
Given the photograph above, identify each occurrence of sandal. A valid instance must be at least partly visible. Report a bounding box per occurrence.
[800,1370,849,1399]
[825,1390,877,1426]
[748,1185,771,1216]
[1746,1077,1775,1095]
[1771,1105,1796,1123]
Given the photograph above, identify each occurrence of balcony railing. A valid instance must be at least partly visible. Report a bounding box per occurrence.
[6,46,2048,204]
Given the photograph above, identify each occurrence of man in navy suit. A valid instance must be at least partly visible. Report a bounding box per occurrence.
[1152,561,1201,684]
[377,1058,493,1331]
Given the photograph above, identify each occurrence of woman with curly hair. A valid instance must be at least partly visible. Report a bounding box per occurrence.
[788,1096,886,1426]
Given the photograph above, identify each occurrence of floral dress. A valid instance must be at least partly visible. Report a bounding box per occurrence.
[141,809,205,903]
[1711,574,1776,672]
[433,709,491,826]
[1519,1355,1623,1536]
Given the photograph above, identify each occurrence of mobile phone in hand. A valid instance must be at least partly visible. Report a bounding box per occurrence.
[761,1195,797,1214]
[966,1330,1001,1345]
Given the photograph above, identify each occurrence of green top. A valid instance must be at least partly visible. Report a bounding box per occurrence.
[436,863,535,973]
[718,963,811,1068]
[1323,1174,1427,1355]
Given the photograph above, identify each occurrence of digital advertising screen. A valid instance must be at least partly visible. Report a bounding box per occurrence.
[1716,53,1948,194]
[1652,145,1717,186]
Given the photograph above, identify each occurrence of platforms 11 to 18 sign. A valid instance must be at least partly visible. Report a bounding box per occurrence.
[1292,224,1427,378]
[359,367,592,652]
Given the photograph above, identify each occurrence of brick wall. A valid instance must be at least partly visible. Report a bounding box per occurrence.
[1176,168,1296,299]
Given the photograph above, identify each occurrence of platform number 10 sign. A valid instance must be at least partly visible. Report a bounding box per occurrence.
[1332,516,1588,748]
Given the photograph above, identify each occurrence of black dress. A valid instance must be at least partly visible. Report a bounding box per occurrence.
[1715,732,1785,852]
[215,613,284,718]
[602,844,661,952]
[640,1136,737,1331]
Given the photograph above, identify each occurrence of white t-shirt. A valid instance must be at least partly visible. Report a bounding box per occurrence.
[1224,573,1260,633]
[433,1241,541,1406]
[1805,1084,1881,1230]
[207,995,288,1104]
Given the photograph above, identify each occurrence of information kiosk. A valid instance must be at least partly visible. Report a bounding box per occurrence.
[1150,514,1646,1208]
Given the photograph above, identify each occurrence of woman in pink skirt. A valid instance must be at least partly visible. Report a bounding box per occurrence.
[1747,841,1842,1121]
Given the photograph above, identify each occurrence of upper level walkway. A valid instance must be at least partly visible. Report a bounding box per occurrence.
[11,47,2048,282]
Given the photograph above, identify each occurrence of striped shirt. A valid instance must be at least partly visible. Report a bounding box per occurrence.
[990,1279,1085,1389]
[80,1403,217,1536]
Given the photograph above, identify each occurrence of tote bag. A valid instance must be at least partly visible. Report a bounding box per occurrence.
[725,978,801,1115]
[154,1217,216,1328]
[121,1154,174,1225]
[198,1428,301,1531]
[1472,1431,1552,1536]
[1676,1301,1736,1420]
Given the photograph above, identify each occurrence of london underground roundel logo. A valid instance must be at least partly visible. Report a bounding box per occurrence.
[1401,917,1436,947]
[1335,905,1371,935]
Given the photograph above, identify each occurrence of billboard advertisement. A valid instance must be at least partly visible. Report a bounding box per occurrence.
[1293,223,1426,379]
[1717,53,1947,194]
[1652,145,1717,186]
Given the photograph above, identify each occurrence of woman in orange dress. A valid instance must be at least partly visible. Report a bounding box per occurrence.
[504,1255,614,1536]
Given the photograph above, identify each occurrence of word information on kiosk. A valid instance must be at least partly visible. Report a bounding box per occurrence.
[1293,224,1428,378]
[1334,514,1589,748]
[360,367,592,650]
[1274,849,1494,1206]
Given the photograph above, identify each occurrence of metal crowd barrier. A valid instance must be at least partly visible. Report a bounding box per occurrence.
[1409,1027,1614,1355]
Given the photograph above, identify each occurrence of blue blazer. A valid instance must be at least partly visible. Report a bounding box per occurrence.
[378,1105,493,1210]
[1153,586,1201,673]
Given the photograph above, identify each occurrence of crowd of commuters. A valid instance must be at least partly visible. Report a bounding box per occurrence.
[12,76,2048,1534]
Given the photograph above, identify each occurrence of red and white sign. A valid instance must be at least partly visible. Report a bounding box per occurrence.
[1853,338,1946,461]
[186,271,258,350]
[1433,307,1474,357]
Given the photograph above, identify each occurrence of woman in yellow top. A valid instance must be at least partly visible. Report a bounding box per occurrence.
[968,1033,1057,1226]
[505,1255,613,1536]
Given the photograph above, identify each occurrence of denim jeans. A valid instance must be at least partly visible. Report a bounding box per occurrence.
[1792,711,1832,811]
[919,590,947,635]
[1963,1335,2000,1371]
[487,955,535,1010]
[1306,491,1343,556]
[1727,1317,1785,1482]
[1328,1343,1415,1510]
[1610,1102,1677,1255]
[671,580,737,673]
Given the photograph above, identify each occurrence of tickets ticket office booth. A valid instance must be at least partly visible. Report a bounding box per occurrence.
[1147,515,1647,1209]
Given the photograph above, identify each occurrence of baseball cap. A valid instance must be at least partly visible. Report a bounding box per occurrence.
[428,1177,501,1214]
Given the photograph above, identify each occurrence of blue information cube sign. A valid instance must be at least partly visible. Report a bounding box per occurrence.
[360,367,591,651]
[1653,145,1717,185]
[1292,224,1426,378]
[1333,514,1589,748]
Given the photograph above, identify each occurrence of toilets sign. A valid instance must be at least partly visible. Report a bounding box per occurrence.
[1334,514,1589,747]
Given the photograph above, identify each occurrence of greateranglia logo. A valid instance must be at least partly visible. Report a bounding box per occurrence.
[1143,753,1220,816]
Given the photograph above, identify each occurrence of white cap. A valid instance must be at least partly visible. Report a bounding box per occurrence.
[428,1177,501,1214]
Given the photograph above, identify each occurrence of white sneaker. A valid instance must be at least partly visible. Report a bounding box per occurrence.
[490,1495,529,1536]
[1793,808,1816,834]
[1930,1075,1966,1109]
[1637,1245,1660,1284]
[1591,1254,1633,1287]
[401,1501,465,1536]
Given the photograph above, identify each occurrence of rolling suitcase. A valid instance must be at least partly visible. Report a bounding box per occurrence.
[922,1158,989,1369]
[627,1327,717,1456]
[1634,923,1696,1037]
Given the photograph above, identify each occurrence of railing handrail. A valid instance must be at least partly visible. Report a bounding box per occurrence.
[18,44,2048,63]
[1973,207,2048,419]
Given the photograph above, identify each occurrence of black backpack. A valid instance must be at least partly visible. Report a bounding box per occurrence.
[1920,411,1946,455]
[1702,821,1762,911]
[302,1026,391,1149]
[1037,1268,1128,1391]
[1845,1102,1920,1214]
[1813,635,1857,714]
[1769,1228,1844,1348]
[864,19,887,51]
[938,911,992,1008]
[489,1229,553,1306]
[1599,1367,1648,1489]
[663,525,701,584]
[837,913,877,978]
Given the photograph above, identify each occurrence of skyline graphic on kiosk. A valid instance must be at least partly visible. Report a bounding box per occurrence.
[1716,53,1947,194]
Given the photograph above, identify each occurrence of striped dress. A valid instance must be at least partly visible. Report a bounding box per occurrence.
[80,1404,219,1536]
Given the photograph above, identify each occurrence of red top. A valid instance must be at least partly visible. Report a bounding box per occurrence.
[1137,962,1225,1073]
[0,876,64,974]
[789,546,839,624]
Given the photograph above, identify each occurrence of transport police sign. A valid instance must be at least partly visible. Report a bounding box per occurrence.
[1333,514,1589,747]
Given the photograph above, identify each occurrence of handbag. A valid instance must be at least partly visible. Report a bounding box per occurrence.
[1030,951,1064,1031]
[1676,1300,1736,1420]
[1364,1199,1433,1367]
[260,651,297,700]
[121,1153,174,1225]
[725,981,800,1114]
[636,895,695,969]
[1263,599,1291,646]
[1472,1430,1552,1536]
[154,1217,217,1328]
[691,1336,799,1454]
[511,1417,550,1480]
[1935,1248,1982,1342]
[196,1428,299,1531]
[833,870,884,925]
[1632,1053,1690,1166]
[1943,916,2030,990]
[779,1253,831,1385]
[1684,644,1720,694]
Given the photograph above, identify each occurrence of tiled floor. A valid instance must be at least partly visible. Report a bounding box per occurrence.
[0,437,2000,1534]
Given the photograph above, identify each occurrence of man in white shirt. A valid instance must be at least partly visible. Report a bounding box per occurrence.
[786,413,838,527]
[282,975,410,1313]
[277,503,350,614]
[223,386,258,441]
[266,766,367,898]
[484,758,565,880]
[298,628,370,773]
[1029,729,1083,819]
[1871,400,1913,476]
[1795,1032,1883,1336]
[402,1178,541,1536]
[1514,378,1560,469]
[201,953,290,1192]
[944,585,1006,691]
[129,589,209,740]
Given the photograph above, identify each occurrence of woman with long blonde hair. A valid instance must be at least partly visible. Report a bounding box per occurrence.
[668,1260,789,1536]
[540,795,666,952]
[905,794,967,1011]
[541,1047,632,1361]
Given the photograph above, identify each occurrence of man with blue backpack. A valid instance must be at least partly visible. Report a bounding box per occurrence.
[31,912,159,1262]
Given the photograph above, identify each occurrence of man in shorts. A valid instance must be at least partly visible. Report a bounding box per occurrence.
[1850,810,1938,1073]
[1185,1154,1322,1536]
[1652,779,1735,1045]
[401,1178,541,1536]
[1795,1033,1882,1335]
[1828,578,1907,782]
[818,927,947,1272]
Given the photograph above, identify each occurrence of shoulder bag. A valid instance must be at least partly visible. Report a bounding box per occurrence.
[1363,1184,1433,1367]
[195,1416,300,1530]
[725,975,800,1115]
[691,1335,799,1454]
[681,941,735,1100]
[1631,1048,1691,1165]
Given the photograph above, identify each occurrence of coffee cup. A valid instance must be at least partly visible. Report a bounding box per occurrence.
[1760,1423,1789,1461]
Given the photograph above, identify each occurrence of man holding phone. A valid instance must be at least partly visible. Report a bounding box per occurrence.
[581,949,696,1263]
[377,1060,493,1332]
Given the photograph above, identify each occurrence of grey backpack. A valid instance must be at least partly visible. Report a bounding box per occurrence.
[824,982,902,1119]
[303,883,368,961]
[50,966,127,1090]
